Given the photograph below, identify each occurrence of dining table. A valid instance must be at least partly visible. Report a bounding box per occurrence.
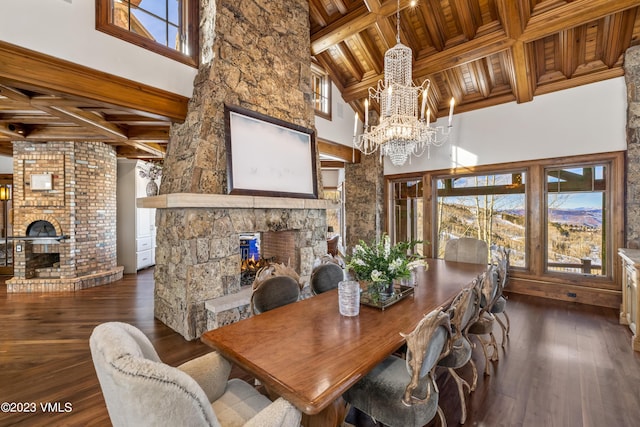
[200,258,487,426]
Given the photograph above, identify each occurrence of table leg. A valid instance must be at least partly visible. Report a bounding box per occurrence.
[301,397,348,427]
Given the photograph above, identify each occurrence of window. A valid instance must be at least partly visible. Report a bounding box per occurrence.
[311,65,331,119]
[545,164,609,276]
[96,0,199,67]
[435,172,526,266]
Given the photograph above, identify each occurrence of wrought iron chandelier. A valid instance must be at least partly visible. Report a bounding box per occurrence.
[353,0,454,166]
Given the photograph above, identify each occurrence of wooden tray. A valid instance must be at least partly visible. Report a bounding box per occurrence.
[360,285,415,310]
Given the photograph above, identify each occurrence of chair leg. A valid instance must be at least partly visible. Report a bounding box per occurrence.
[473,332,499,375]
[468,358,478,391]
[495,315,507,348]
[474,334,492,376]
[447,367,469,424]
[436,405,447,427]
[503,310,510,334]
[489,332,499,361]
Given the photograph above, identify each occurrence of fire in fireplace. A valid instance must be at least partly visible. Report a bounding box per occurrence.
[240,255,274,287]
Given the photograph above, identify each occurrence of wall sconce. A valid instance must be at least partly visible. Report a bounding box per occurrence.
[0,185,11,201]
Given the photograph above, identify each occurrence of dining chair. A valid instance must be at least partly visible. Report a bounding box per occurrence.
[250,264,301,315]
[467,266,500,375]
[310,258,344,295]
[89,322,302,427]
[437,282,481,424]
[250,275,300,315]
[490,248,511,347]
[343,308,452,427]
[444,237,488,265]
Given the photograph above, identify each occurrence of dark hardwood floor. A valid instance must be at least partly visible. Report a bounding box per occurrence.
[1,268,639,426]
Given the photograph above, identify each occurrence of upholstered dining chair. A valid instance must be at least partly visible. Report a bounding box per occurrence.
[444,237,488,265]
[343,309,452,427]
[90,322,302,427]
[437,282,481,424]
[310,258,344,295]
[491,248,511,347]
[250,276,300,315]
[250,264,301,315]
[467,266,501,375]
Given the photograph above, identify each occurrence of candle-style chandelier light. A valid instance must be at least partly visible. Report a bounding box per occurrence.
[353,0,454,166]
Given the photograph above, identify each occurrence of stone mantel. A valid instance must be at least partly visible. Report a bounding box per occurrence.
[137,193,338,210]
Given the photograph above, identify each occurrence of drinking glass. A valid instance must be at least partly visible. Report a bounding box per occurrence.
[338,280,360,316]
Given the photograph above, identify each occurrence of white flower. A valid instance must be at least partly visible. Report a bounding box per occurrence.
[355,258,366,266]
[383,235,391,258]
[389,258,403,273]
[370,270,384,282]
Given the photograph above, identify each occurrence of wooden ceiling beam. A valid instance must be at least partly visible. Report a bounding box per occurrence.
[363,0,382,14]
[521,0,640,42]
[0,84,30,103]
[342,30,512,102]
[335,42,365,82]
[19,126,109,141]
[353,33,383,75]
[505,41,533,103]
[419,0,445,52]
[321,160,346,168]
[0,122,26,140]
[603,12,634,68]
[120,140,165,158]
[374,16,396,51]
[309,1,327,27]
[127,126,170,142]
[0,41,188,122]
[332,0,348,15]
[533,67,623,96]
[311,0,417,55]
[32,103,128,140]
[451,0,479,40]
[318,138,360,163]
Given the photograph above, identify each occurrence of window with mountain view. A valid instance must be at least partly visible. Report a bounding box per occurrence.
[546,164,608,276]
[96,0,198,66]
[435,172,526,267]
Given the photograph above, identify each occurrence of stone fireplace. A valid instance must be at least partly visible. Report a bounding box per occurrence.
[6,141,123,292]
[142,193,334,340]
[142,0,324,340]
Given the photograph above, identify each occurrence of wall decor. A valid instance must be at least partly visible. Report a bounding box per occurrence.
[224,105,318,199]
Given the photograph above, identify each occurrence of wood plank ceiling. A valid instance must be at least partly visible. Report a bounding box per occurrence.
[311,0,640,123]
[0,0,639,160]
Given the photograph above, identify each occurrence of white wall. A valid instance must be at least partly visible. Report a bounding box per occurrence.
[0,0,196,97]
[315,82,361,146]
[386,77,627,174]
[0,156,12,174]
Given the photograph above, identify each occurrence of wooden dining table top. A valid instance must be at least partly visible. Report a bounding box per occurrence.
[200,258,487,416]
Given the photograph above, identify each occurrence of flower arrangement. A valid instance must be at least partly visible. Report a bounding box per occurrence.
[137,162,163,180]
[346,234,428,301]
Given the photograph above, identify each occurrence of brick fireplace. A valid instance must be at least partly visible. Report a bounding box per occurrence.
[6,141,123,292]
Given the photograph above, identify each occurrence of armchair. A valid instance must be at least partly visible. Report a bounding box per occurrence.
[90,322,301,427]
[343,309,451,427]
